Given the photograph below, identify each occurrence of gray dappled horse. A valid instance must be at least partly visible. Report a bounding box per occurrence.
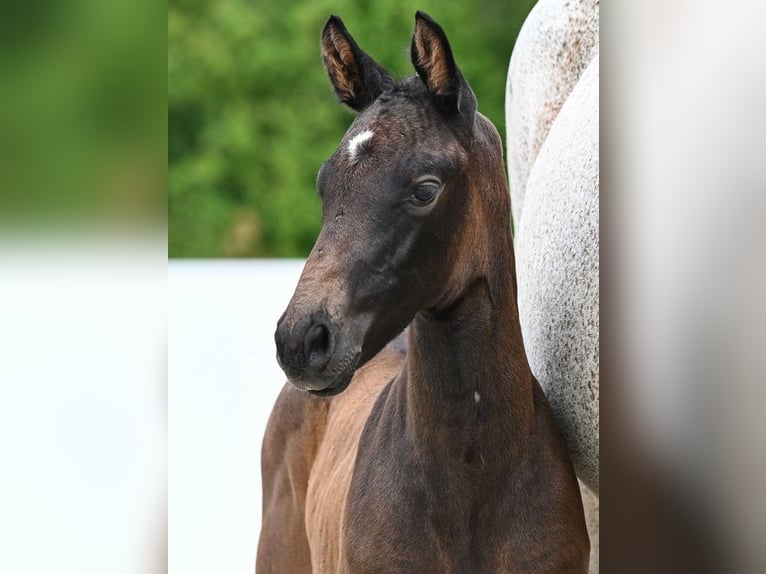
[506,0,599,569]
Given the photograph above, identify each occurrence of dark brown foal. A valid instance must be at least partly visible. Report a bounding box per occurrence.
[257,12,589,573]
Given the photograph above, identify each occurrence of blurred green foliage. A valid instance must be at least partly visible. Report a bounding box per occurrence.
[169,0,535,258]
[0,0,165,227]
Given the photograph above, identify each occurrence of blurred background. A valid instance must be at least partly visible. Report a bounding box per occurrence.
[0,0,165,229]
[0,1,166,573]
[1,0,765,573]
[168,0,536,258]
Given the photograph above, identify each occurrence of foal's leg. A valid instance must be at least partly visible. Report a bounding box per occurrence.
[256,384,328,573]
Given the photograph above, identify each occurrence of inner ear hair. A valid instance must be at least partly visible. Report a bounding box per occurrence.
[321,16,392,111]
[412,12,457,98]
[413,28,450,96]
[322,22,363,105]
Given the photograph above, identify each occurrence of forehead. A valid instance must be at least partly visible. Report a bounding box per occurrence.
[336,90,455,163]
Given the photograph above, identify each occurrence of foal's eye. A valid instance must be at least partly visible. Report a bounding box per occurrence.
[411,182,440,206]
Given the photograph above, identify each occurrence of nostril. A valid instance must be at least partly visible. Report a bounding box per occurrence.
[305,323,331,369]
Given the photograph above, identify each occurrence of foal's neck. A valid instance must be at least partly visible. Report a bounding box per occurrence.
[404,227,535,458]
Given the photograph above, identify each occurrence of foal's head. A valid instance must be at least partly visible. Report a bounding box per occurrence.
[275,12,510,395]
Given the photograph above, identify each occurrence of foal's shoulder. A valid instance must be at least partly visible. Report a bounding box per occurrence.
[263,334,407,464]
[262,383,331,471]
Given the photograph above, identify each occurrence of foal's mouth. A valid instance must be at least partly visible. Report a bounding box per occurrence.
[306,350,360,397]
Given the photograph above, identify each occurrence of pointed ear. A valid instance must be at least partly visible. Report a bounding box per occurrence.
[411,11,476,124]
[321,15,393,112]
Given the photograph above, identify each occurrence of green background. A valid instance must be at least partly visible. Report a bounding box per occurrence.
[169,0,536,258]
[0,0,165,228]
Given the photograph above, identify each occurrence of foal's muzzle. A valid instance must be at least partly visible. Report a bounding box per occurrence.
[275,311,359,394]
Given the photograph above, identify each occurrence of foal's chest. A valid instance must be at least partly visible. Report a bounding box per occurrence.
[338,395,517,572]
[340,461,528,574]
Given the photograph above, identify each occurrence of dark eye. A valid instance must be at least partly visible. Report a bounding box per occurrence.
[411,182,439,206]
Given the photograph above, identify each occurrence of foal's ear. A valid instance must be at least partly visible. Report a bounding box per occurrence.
[411,11,476,124]
[321,15,393,112]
